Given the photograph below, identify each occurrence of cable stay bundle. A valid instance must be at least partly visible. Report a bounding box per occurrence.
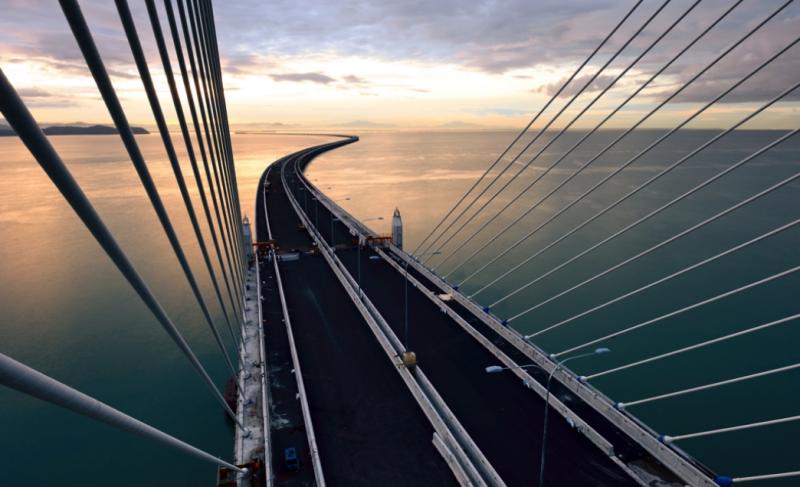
[427,0,707,272]
[435,1,793,284]
[411,0,647,257]
[0,0,250,475]
[417,0,668,263]
[411,1,800,482]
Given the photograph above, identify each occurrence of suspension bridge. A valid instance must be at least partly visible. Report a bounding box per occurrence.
[0,1,798,486]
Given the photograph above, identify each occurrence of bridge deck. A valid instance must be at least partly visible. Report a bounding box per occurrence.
[286,152,639,487]
[256,150,457,486]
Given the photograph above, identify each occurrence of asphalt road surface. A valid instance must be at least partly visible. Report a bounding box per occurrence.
[256,146,457,487]
[286,144,642,487]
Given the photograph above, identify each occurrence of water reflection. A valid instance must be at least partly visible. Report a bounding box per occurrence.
[307,129,800,477]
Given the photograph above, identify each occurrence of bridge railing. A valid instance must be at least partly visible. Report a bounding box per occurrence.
[250,240,272,485]
[282,147,505,486]
[291,139,715,485]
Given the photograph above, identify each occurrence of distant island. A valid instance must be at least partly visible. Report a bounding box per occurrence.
[0,124,149,137]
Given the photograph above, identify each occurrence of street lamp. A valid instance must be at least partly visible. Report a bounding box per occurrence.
[356,217,384,298]
[327,194,355,246]
[485,347,611,487]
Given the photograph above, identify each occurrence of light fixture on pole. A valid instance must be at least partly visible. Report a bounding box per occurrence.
[485,347,611,487]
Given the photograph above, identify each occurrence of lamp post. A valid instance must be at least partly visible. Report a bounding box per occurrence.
[324,191,355,247]
[485,347,611,487]
[357,216,384,298]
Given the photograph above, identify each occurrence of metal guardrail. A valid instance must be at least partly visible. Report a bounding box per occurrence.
[392,249,717,487]
[235,266,267,487]
[282,150,483,484]
[293,149,715,486]
[253,250,272,487]
[288,148,508,486]
[290,148,632,483]
[234,331,246,471]
[433,432,472,486]
[256,165,275,485]
[371,247,648,487]
[308,231,485,486]
[281,148,503,486]
[374,248,612,454]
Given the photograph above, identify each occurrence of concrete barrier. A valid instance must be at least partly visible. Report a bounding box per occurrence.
[282,149,503,486]
[390,247,716,487]
[252,171,274,486]
[253,252,273,487]
[293,149,716,487]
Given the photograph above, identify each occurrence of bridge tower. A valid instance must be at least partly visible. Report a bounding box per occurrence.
[392,208,403,250]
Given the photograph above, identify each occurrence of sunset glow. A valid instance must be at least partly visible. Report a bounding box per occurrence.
[1,1,798,129]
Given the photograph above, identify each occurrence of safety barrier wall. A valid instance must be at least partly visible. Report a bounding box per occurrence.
[390,249,715,486]
[253,248,272,486]
[234,263,269,487]
[288,146,508,484]
[281,146,504,486]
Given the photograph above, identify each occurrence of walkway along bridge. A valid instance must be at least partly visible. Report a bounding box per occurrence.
[0,1,798,486]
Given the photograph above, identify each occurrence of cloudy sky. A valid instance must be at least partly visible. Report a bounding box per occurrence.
[0,0,798,129]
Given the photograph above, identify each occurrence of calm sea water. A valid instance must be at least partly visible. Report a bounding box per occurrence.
[0,133,329,486]
[310,130,800,483]
[1,130,798,485]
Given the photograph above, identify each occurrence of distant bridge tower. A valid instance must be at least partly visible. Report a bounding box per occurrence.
[242,216,253,263]
[392,208,403,250]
